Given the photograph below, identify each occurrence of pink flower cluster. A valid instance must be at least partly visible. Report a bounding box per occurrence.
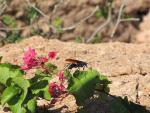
[48,71,66,97]
[21,48,57,70]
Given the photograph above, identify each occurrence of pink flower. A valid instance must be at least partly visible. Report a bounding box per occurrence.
[23,48,36,60]
[48,51,57,59]
[21,49,57,71]
[58,71,65,83]
[59,83,65,91]
[48,71,67,97]
[38,57,48,64]
[49,82,62,97]
[21,64,30,70]
[22,48,38,70]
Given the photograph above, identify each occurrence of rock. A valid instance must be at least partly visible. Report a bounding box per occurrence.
[74,6,94,21]
[87,0,103,5]
[4,0,148,43]
[15,10,24,18]
[113,0,150,13]
[36,0,57,13]
[0,36,150,112]
[21,27,32,38]
[135,30,150,43]
[0,31,6,40]
[61,32,75,41]
[7,0,26,12]
[138,74,150,107]
[48,94,77,113]
[62,9,78,27]
[140,12,150,31]
[67,0,88,7]
[0,106,10,113]
[136,12,150,43]
[37,19,50,34]
[0,31,6,47]
[109,74,140,103]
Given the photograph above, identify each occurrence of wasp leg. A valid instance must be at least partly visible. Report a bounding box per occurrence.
[77,66,80,70]
[83,66,85,70]
[83,64,88,70]
[64,63,71,70]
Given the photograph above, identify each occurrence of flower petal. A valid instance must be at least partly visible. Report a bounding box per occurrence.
[48,51,57,60]
[58,71,65,83]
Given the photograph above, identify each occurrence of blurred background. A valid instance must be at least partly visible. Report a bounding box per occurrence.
[0,0,150,46]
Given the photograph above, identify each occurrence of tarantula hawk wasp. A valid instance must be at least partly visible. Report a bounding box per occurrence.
[65,58,88,70]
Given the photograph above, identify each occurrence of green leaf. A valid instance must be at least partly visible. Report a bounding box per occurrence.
[44,62,58,74]
[44,62,57,70]
[75,36,82,43]
[8,97,27,113]
[43,86,51,100]
[31,70,45,82]
[7,77,30,113]
[26,7,39,24]
[30,77,51,100]
[31,80,48,94]
[30,70,52,85]
[95,74,111,92]
[12,77,30,104]
[0,63,23,85]
[64,69,72,80]
[2,15,17,27]
[27,97,37,113]
[1,85,20,105]
[31,27,41,36]
[95,8,108,19]
[68,69,100,105]
[6,32,22,43]
[52,17,63,33]
[95,9,104,18]
[0,84,5,95]
[91,34,101,44]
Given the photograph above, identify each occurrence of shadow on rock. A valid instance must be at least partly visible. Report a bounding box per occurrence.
[78,93,150,113]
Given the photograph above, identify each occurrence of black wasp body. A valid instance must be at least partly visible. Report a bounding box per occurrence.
[65,59,88,69]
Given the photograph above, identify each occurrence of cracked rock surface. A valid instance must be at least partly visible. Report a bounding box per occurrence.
[0,36,150,112]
